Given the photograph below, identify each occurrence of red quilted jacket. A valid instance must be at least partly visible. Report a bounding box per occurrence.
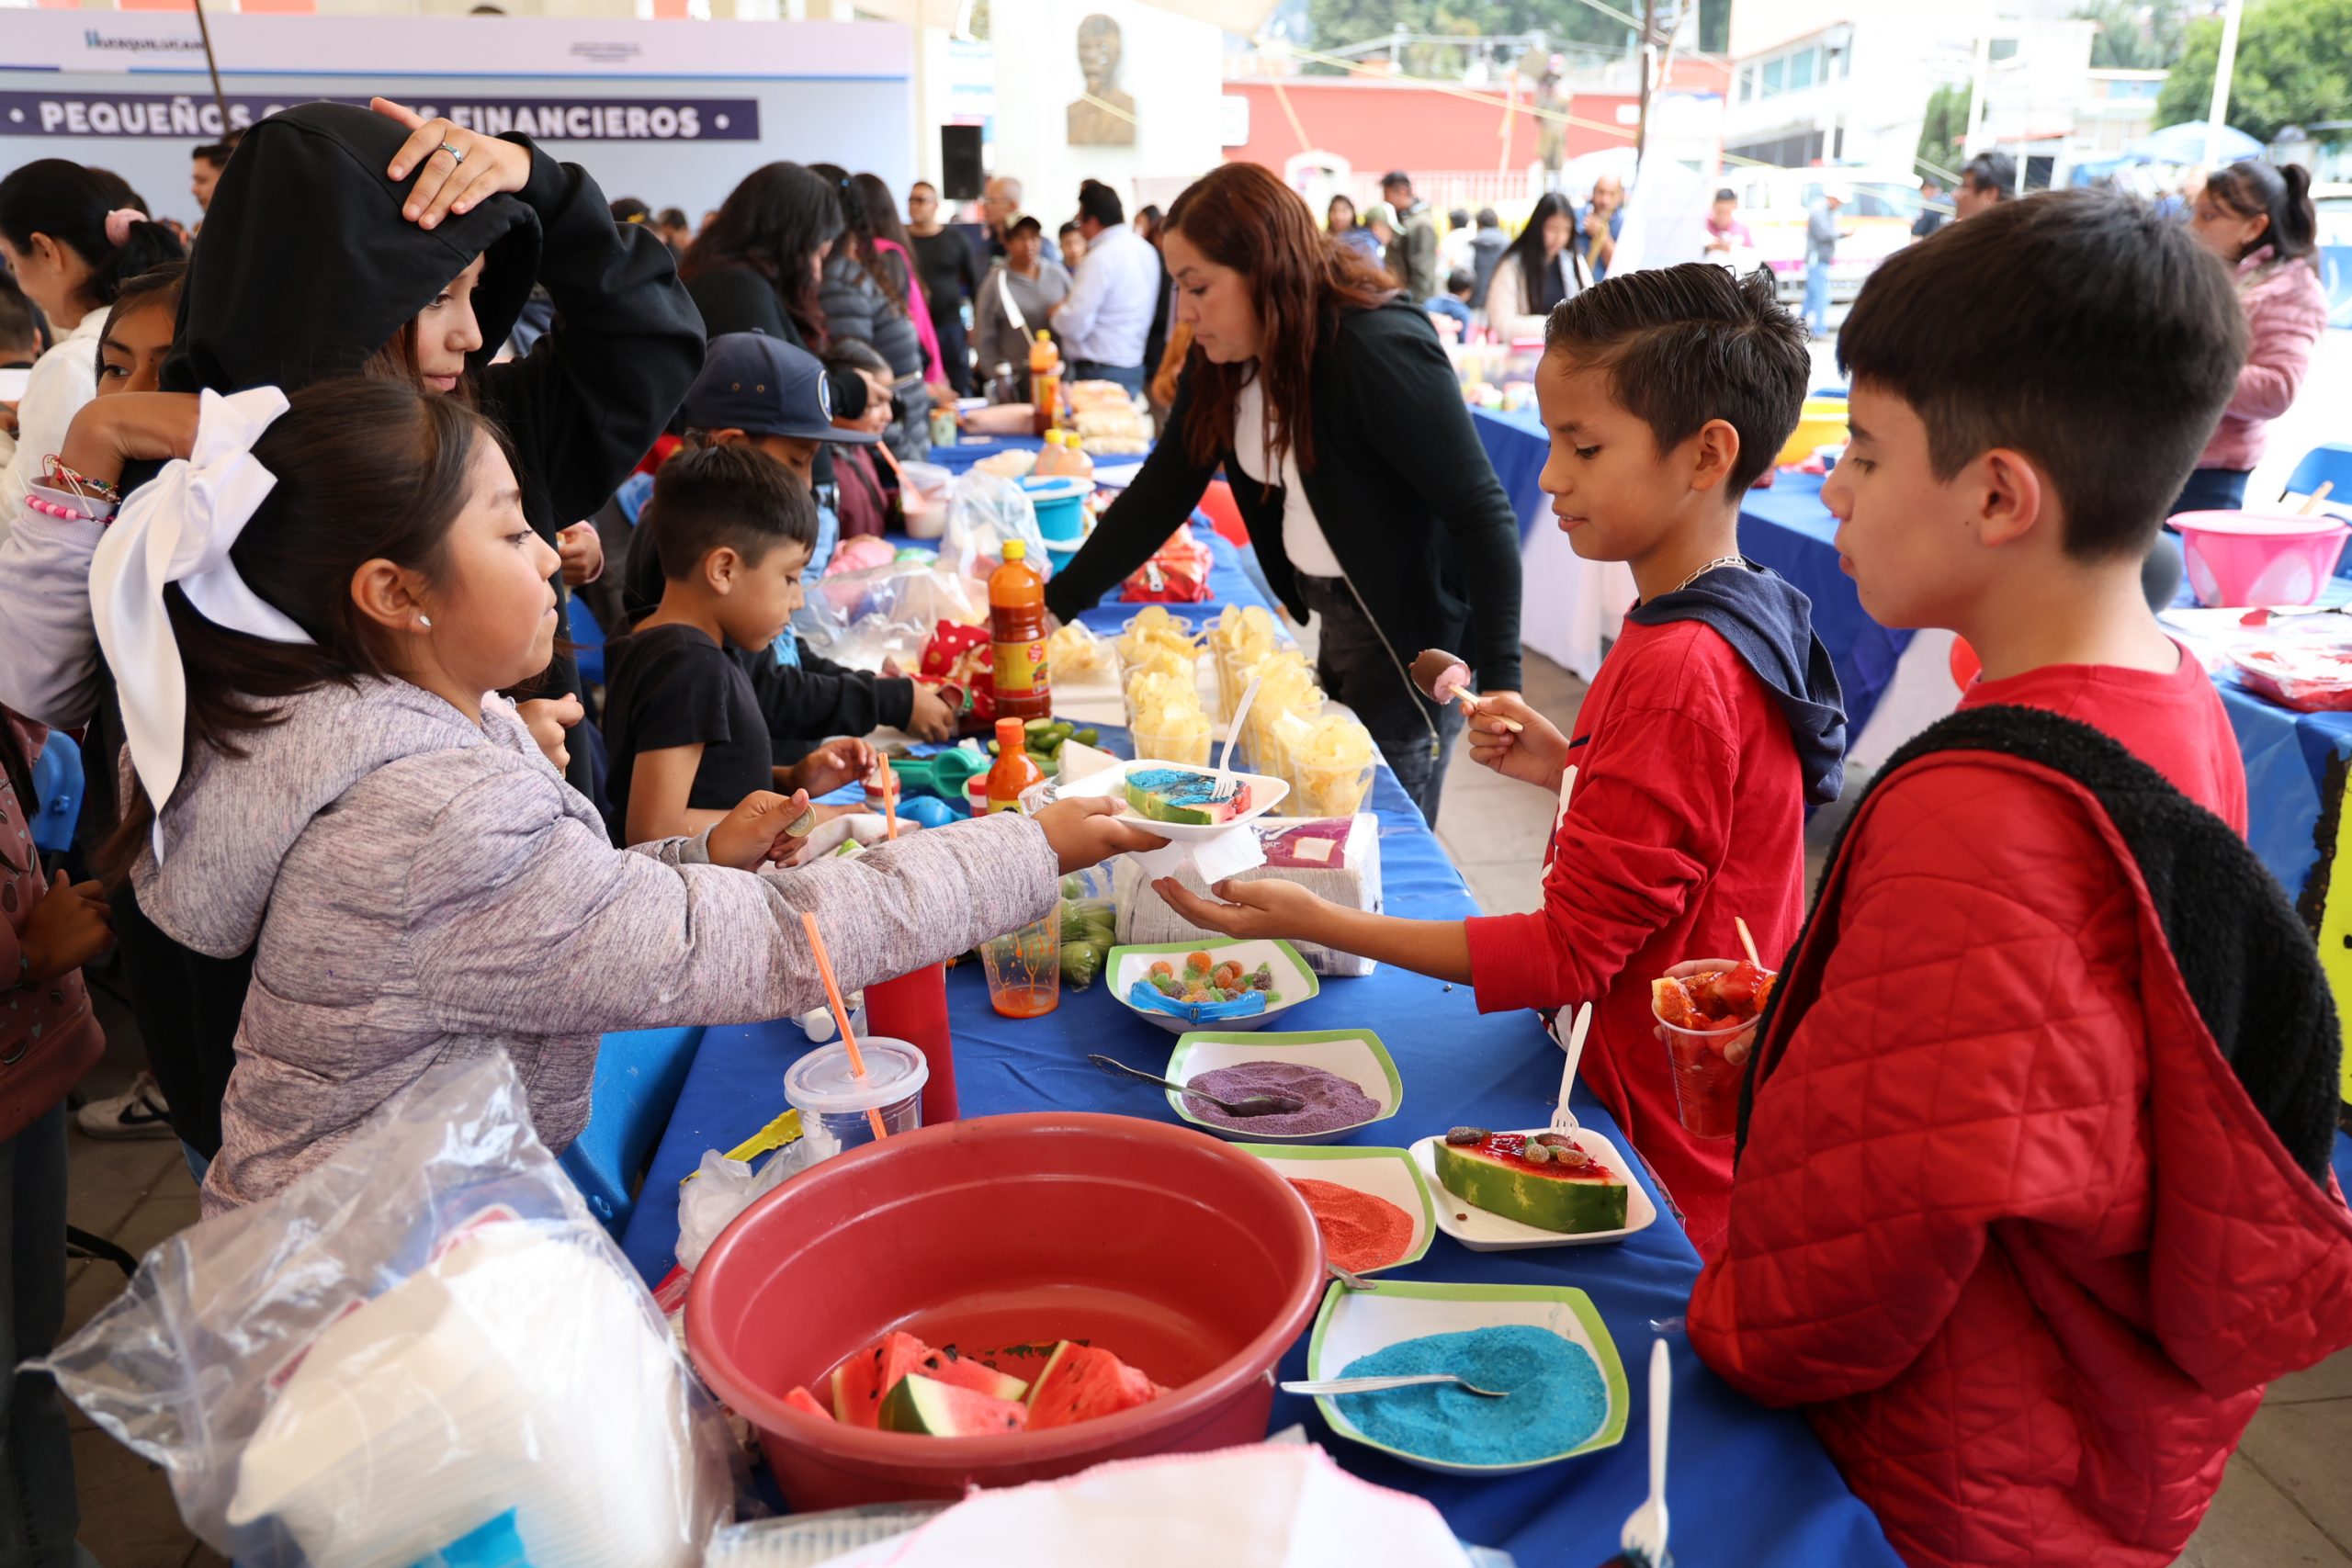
[1688,748,2352,1568]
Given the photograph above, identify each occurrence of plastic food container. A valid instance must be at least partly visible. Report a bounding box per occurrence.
[1773,398,1850,468]
[784,1038,928,1156]
[1019,475,1093,546]
[2174,511,2351,608]
[978,914,1060,1018]
[899,460,954,540]
[1652,960,1767,1142]
[684,1111,1327,1509]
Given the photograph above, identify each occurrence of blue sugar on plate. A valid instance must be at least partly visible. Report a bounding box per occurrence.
[1333,1325,1606,1466]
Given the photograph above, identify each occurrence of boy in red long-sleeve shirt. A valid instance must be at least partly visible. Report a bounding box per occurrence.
[1687,193,2352,1568]
[1158,265,1846,1254]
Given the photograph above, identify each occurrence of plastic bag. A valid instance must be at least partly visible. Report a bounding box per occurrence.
[943,469,1046,581]
[799,554,988,671]
[675,1142,819,1275]
[33,1055,731,1568]
[1122,524,1215,604]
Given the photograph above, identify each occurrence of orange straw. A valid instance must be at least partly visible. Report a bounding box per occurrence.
[799,910,888,1140]
[880,756,899,841]
[1734,916,1761,970]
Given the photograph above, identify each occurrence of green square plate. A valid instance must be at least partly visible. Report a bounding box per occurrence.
[1163,1028,1400,1145]
[1242,1145,1435,1273]
[1305,1279,1630,1475]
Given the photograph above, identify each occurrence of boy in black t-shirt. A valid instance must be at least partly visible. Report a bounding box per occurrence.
[603,444,876,846]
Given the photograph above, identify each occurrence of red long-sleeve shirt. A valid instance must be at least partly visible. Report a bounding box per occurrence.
[1463,616,1809,1256]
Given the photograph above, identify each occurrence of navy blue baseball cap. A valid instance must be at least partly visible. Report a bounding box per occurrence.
[681,331,879,445]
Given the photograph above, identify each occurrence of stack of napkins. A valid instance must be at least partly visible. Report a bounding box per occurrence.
[1116,815,1384,976]
[228,1223,707,1567]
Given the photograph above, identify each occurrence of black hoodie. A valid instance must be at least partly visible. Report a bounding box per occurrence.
[165,101,706,544]
[1623,564,1848,806]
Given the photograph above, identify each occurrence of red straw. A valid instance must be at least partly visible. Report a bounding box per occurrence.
[800,911,888,1140]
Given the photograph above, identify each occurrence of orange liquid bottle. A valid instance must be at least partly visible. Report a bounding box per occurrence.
[985,716,1046,814]
[1029,330,1061,439]
[989,539,1053,720]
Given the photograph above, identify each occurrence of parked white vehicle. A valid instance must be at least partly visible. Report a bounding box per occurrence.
[1720,167,1930,306]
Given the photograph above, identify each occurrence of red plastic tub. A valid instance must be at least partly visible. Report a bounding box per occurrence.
[684,1111,1327,1508]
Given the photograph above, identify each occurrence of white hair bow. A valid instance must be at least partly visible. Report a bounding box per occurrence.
[91,386,312,862]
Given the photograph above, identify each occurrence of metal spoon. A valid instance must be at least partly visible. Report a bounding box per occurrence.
[1282,1373,1509,1399]
[1087,1055,1304,1118]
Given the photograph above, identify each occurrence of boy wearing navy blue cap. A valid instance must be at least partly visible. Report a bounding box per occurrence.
[618,333,956,769]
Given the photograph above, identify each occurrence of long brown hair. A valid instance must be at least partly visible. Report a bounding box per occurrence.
[101,378,509,877]
[680,161,842,347]
[1163,163,1395,475]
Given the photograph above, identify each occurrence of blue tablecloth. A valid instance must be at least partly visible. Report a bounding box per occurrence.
[1470,406,1550,547]
[2212,676,2352,899]
[927,434,1044,474]
[619,740,1898,1565]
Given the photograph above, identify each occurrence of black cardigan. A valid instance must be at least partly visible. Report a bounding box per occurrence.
[1045,299,1524,695]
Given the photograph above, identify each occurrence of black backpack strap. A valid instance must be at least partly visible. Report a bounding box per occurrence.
[1739,704,2339,1179]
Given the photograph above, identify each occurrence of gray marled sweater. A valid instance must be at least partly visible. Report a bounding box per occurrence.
[131,677,1058,1217]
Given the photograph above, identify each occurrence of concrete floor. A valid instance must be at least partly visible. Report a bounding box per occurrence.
[48,646,2352,1564]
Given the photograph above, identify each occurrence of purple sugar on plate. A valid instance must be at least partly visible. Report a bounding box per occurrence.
[1182,1060,1381,1135]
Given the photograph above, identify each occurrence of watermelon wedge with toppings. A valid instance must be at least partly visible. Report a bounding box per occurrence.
[1023,1341,1167,1430]
[878,1373,1028,1436]
[1433,1131,1630,1234]
[1124,767,1253,826]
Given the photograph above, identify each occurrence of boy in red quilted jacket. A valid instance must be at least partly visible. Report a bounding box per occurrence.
[1688,191,2352,1568]
[1159,265,1847,1255]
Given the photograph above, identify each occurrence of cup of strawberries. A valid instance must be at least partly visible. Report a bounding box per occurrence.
[1651,958,1777,1140]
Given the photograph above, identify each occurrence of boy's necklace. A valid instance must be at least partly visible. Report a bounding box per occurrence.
[1673,555,1748,592]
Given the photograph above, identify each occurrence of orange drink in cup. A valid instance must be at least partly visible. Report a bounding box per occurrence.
[1652,958,1776,1140]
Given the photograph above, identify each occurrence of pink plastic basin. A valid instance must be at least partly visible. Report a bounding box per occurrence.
[684,1111,1326,1509]
[2175,510,2351,607]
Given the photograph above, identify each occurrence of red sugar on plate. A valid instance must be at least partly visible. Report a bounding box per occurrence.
[1288,1177,1417,1274]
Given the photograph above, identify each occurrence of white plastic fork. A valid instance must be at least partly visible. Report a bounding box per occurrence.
[1612,1339,1673,1568]
[1211,674,1262,803]
[1551,999,1593,1137]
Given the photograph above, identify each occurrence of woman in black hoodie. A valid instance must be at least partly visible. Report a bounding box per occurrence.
[88,97,704,1163]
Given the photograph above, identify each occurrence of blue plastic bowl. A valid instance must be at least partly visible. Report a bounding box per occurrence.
[1020,474,1093,545]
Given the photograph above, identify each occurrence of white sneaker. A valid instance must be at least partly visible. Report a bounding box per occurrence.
[76,1072,175,1140]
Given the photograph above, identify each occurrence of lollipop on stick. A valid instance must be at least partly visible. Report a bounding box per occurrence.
[1413,649,1522,731]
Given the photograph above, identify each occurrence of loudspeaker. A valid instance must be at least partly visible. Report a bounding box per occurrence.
[940,126,984,202]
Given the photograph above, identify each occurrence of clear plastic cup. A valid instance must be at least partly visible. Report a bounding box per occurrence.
[784,1036,928,1157]
[1653,960,1768,1142]
[1128,724,1212,766]
[980,913,1062,1018]
[1294,758,1375,817]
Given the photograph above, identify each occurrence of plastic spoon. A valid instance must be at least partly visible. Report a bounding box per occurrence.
[1212,674,1262,803]
[1282,1373,1508,1399]
[1086,1054,1304,1117]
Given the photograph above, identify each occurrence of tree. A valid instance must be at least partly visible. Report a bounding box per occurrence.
[1918,81,1971,175]
[2154,0,2352,144]
[2074,1,2188,72]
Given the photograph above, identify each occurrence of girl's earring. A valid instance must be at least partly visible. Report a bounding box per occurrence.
[417,615,433,629]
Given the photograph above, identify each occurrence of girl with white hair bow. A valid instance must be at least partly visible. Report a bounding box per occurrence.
[81,378,1159,1217]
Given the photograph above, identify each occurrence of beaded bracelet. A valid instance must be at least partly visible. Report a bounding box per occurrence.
[24,492,113,524]
[41,455,121,503]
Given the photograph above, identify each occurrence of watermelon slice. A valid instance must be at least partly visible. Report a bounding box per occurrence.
[917,1345,1030,1403]
[830,1330,931,1427]
[1433,1131,1628,1234]
[878,1373,1028,1436]
[1023,1341,1165,1430]
[1124,767,1252,826]
[784,1385,832,1422]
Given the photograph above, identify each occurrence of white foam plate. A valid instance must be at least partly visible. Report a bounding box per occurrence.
[1408,1129,1658,1250]
[1056,757,1289,843]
